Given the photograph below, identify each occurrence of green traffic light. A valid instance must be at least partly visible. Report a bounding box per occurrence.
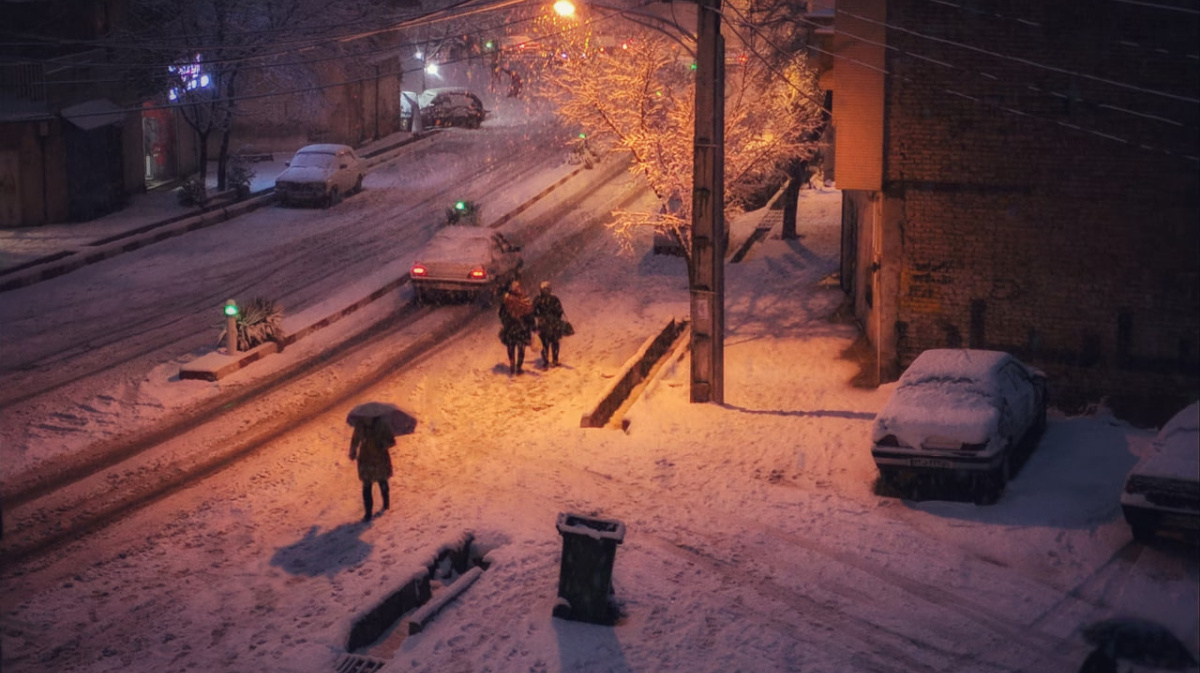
[690,62,697,71]
[579,132,586,139]
[224,302,239,317]
[455,200,468,211]
[485,40,494,50]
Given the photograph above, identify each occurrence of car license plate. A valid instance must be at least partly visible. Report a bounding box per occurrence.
[910,458,953,469]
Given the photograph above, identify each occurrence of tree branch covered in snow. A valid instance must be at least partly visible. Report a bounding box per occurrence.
[538,0,826,270]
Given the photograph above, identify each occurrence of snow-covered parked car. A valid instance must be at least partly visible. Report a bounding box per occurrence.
[274,144,365,208]
[409,227,523,304]
[871,349,1047,504]
[1121,402,1200,543]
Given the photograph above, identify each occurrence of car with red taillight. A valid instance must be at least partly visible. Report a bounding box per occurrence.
[870,349,1047,504]
[409,226,523,304]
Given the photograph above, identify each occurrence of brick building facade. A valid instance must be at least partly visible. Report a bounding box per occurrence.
[833,0,1199,421]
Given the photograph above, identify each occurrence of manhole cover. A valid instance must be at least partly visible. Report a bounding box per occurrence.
[336,653,387,673]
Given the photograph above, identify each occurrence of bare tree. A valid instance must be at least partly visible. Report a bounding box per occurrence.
[541,0,825,270]
[119,0,390,192]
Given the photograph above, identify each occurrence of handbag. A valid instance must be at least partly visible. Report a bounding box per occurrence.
[561,319,575,337]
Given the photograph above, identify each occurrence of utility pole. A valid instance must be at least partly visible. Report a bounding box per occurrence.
[690,0,725,404]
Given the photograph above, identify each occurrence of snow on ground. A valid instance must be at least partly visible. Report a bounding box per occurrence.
[1,63,1197,673]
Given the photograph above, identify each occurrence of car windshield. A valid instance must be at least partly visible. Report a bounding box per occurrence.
[291,153,335,169]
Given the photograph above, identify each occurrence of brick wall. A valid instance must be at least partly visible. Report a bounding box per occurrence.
[878,0,1199,421]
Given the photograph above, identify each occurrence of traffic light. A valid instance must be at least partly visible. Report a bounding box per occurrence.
[224,299,239,317]
[455,200,470,213]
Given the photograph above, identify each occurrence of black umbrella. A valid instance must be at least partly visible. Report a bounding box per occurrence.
[346,402,417,437]
[1082,617,1198,670]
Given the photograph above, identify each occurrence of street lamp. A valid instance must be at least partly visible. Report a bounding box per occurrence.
[552,0,725,404]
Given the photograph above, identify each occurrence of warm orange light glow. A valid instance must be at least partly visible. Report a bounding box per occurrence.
[553,0,576,17]
[469,268,487,279]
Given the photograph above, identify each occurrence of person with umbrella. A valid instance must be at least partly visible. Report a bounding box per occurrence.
[347,403,417,523]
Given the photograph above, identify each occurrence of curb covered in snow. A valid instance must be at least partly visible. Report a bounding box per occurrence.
[580,317,690,430]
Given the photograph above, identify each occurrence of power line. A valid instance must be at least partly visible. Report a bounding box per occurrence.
[923,0,1200,61]
[798,14,1195,130]
[796,31,1198,164]
[836,7,1199,105]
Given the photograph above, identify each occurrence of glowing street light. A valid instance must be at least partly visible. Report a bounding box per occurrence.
[553,0,576,17]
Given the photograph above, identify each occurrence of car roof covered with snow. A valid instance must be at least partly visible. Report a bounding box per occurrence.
[1130,402,1200,482]
[294,143,355,155]
[417,226,502,263]
[418,88,481,106]
[872,350,1024,447]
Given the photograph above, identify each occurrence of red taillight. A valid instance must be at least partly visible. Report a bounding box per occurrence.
[469,268,487,280]
[411,264,427,277]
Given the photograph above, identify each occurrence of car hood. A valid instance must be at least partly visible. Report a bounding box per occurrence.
[872,385,1000,448]
[276,166,332,184]
[1129,402,1199,482]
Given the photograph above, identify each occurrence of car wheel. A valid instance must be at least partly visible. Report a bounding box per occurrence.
[324,187,339,209]
[414,287,427,306]
[1131,524,1156,544]
[354,175,363,194]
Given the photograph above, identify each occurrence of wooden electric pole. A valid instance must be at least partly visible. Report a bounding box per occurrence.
[690,0,725,404]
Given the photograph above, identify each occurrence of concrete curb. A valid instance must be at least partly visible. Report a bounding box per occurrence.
[580,317,690,429]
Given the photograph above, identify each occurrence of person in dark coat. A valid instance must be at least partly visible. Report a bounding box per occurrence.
[349,416,395,522]
[532,281,566,368]
[498,280,534,375]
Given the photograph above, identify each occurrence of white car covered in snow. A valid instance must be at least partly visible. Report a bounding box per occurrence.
[1121,402,1200,543]
[409,227,523,304]
[871,349,1047,504]
[274,144,365,208]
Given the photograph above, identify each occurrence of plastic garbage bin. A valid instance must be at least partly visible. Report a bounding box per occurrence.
[553,512,625,625]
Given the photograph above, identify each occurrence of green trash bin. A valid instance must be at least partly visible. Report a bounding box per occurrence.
[553,512,625,625]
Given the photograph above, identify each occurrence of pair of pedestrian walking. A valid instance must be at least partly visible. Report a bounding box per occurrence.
[498,280,569,374]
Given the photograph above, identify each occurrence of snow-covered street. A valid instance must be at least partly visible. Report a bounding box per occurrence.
[2,167,1196,672]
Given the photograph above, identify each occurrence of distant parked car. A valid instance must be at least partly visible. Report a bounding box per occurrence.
[871,349,1047,504]
[275,144,365,208]
[409,227,523,304]
[1121,402,1199,543]
[418,88,488,129]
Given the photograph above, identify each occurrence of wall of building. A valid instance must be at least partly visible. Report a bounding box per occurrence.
[877,0,1199,419]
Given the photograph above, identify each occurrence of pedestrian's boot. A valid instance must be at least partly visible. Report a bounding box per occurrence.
[381,482,390,512]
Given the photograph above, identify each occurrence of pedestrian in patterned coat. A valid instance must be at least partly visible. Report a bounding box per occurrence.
[532,281,566,368]
[498,280,534,375]
[349,416,395,522]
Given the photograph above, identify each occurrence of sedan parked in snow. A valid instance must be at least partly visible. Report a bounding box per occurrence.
[1121,402,1199,543]
[871,349,1047,504]
[409,227,523,304]
[274,144,365,208]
